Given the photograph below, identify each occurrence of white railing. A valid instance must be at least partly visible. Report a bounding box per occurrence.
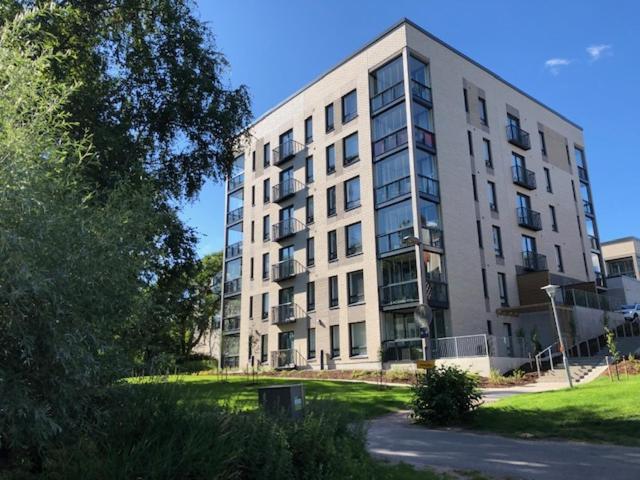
[431,334,529,359]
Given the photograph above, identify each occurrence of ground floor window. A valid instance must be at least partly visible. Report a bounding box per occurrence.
[260,334,268,363]
[330,325,340,358]
[308,328,316,359]
[349,322,367,356]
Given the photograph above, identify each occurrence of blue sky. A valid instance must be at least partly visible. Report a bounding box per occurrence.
[182,0,640,257]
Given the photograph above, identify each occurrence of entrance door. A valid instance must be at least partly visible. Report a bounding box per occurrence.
[278,331,294,350]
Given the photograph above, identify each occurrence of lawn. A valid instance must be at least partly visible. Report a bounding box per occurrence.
[470,375,640,446]
[131,374,412,419]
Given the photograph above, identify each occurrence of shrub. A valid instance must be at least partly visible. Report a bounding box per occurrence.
[411,366,482,426]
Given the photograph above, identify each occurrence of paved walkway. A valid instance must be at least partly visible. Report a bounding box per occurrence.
[367,411,640,479]
[482,381,569,403]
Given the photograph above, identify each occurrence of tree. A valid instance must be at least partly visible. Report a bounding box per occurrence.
[0,10,160,461]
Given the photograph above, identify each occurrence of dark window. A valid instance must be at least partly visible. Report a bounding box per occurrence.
[343,132,359,165]
[349,322,367,356]
[346,222,362,256]
[263,178,270,203]
[325,103,334,132]
[251,220,255,242]
[260,334,268,363]
[539,131,547,156]
[544,167,552,193]
[472,174,478,201]
[487,181,498,211]
[571,180,577,201]
[326,144,336,174]
[262,253,269,279]
[478,97,488,125]
[305,116,313,144]
[555,245,564,272]
[328,230,337,261]
[342,90,357,123]
[249,295,253,317]
[250,257,254,280]
[329,276,339,308]
[252,151,256,171]
[467,130,474,156]
[344,176,361,210]
[263,143,270,167]
[330,325,340,357]
[261,293,269,320]
[305,155,314,183]
[307,328,316,359]
[307,281,315,311]
[306,196,314,224]
[347,270,364,304]
[327,186,336,216]
[476,220,483,248]
[251,185,255,206]
[498,273,508,306]
[487,320,493,335]
[482,139,493,168]
[263,215,270,241]
[481,268,488,298]
[550,205,558,232]
[492,226,503,257]
[463,88,469,112]
[306,237,315,267]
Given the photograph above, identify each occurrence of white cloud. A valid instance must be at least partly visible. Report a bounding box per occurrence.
[544,58,572,75]
[586,44,612,61]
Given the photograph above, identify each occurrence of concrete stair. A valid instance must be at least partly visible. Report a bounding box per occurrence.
[539,361,605,384]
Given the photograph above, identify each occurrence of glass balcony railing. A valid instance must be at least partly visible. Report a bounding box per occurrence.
[228,173,244,191]
[272,217,306,241]
[375,176,411,204]
[370,81,405,113]
[516,206,542,231]
[272,178,305,203]
[414,126,436,151]
[512,165,536,190]
[376,226,414,255]
[506,124,531,150]
[417,175,440,200]
[225,241,242,259]
[273,139,305,165]
[222,316,240,333]
[427,279,449,308]
[521,251,548,272]
[380,279,419,307]
[411,79,432,104]
[226,206,243,225]
[271,303,306,325]
[223,277,242,297]
[372,127,408,158]
[421,226,444,249]
[583,200,594,216]
[577,166,588,182]
[271,258,305,282]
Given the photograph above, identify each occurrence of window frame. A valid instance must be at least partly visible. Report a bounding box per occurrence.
[341,89,358,123]
[325,103,334,132]
[307,328,316,359]
[328,230,338,262]
[306,195,314,224]
[330,324,340,358]
[329,275,339,308]
[305,116,313,144]
[498,272,508,306]
[344,176,361,210]
[307,281,315,311]
[345,222,362,256]
[261,292,269,320]
[326,144,336,174]
[492,225,503,257]
[327,185,337,216]
[305,155,314,183]
[349,321,367,357]
[347,270,365,305]
[478,97,488,125]
[306,237,315,267]
[342,131,359,166]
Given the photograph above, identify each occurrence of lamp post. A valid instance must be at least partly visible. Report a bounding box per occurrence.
[541,284,573,388]
[404,235,432,361]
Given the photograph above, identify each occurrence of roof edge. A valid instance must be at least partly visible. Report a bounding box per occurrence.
[601,236,640,246]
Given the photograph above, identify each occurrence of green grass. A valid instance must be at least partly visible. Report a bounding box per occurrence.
[470,375,640,446]
[131,374,412,419]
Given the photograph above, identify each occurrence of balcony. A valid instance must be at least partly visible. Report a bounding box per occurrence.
[273,139,305,166]
[411,79,432,104]
[506,124,531,150]
[381,339,423,362]
[377,226,414,256]
[271,303,306,325]
[271,348,305,369]
[222,316,240,333]
[422,226,444,250]
[427,278,449,309]
[271,258,305,282]
[272,178,305,203]
[225,241,242,259]
[228,173,244,192]
[589,234,600,251]
[224,277,242,297]
[370,81,404,113]
[521,251,548,272]
[418,175,440,201]
[226,206,243,225]
[516,207,542,231]
[380,280,419,307]
[372,127,408,158]
[578,166,588,182]
[583,200,594,216]
[512,165,537,190]
[375,176,411,205]
[272,217,306,242]
[414,126,436,152]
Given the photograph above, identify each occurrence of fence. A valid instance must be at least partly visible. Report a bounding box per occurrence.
[559,288,624,312]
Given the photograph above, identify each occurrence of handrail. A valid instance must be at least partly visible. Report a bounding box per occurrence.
[534,341,559,377]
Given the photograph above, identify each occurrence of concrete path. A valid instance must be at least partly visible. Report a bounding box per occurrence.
[482,381,569,403]
[367,411,640,480]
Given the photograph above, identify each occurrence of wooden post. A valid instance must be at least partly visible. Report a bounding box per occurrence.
[605,356,613,382]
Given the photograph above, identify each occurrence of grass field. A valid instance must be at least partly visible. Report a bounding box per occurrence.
[131,374,412,419]
[470,375,640,446]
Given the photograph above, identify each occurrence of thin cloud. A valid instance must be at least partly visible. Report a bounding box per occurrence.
[544,58,572,75]
[586,44,612,61]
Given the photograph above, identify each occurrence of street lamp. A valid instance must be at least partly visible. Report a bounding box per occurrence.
[541,284,573,388]
[403,235,432,361]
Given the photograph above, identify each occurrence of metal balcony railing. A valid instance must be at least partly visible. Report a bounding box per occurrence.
[583,200,594,216]
[271,258,305,282]
[372,127,408,158]
[273,139,305,165]
[577,166,588,182]
[272,218,306,241]
[521,251,548,272]
[223,277,242,297]
[271,303,306,325]
[228,173,244,191]
[226,206,243,225]
[414,126,436,151]
[411,79,432,103]
[225,241,242,259]
[417,175,440,200]
[512,165,537,190]
[516,206,542,231]
[506,124,531,150]
[380,280,419,307]
[271,349,306,369]
[370,80,404,113]
[375,176,411,205]
[376,226,414,255]
[272,178,305,203]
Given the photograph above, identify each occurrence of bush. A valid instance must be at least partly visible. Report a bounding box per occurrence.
[411,366,482,426]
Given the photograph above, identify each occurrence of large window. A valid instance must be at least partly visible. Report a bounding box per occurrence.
[263,143,270,167]
[327,186,336,216]
[342,90,357,123]
[343,132,359,165]
[306,196,314,224]
[326,144,336,174]
[308,328,316,359]
[262,253,269,279]
[344,176,361,210]
[498,273,508,306]
[260,334,268,363]
[329,276,339,308]
[492,225,503,257]
[487,181,498,211]
[263,178,270,203]
[307,281,315,311]
[409,55,430,86]
[482,138,493,168]
[261,292,269,320]
[345,222,362,256]
[348,270,365,304]
[381,253,417,286]
[305,155,314,183]
[263,215,270,241]
[306,237,315,267]
[372,102,406,141]
[550,205,558,231]
[574,146,586,168]
[376,199,413,254]
[370,56,403,96]
[328,230,337,261]
[349,322,367,356]
[555,245,564,272]
[478,97,488,125]
[330,325,340,358]
[374,149,410,204]
[305,116,313,144]
[413,102,433,131]
[606,257,635,277]
[225,258,241,281]
[325,103,334,132]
